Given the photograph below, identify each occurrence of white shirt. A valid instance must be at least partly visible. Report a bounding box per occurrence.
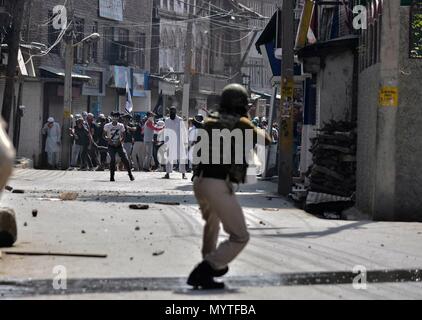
[104,122,125,146]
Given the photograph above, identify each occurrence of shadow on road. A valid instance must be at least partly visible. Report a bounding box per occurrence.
[259,221,371,239]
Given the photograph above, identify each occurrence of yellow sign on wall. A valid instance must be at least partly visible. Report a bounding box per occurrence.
[379,87,399,107]
[282,79,294,99]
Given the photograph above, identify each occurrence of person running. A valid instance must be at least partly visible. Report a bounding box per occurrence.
[103,112,134,182]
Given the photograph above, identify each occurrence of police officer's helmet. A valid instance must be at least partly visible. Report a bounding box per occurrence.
[219,84,249,116]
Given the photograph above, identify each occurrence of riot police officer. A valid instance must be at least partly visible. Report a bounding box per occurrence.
[187,84,271,289]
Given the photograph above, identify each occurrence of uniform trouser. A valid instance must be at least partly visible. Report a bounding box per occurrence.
[108,144,131,177]
[47,151,59,167]
[143,142,155,170]
[193,177,250,270]
[132,141,146,171]
[71,144,81,167]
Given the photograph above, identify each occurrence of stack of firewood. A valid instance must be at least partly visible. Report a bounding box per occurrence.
[306,120,357,198]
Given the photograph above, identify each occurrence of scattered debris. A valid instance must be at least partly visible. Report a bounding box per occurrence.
[12,189,25,194]
[4,186,13,192]
[135,226,140,231]
[3,250,107,258]
[32,209,38,218]
[259,221,266,226]
[155,201,180,206]
[0,208,17,247]
[381,244,385,247]
[130,257,134,261]
[323,212,341,220]
[60,192,79,201]
[129,204,149,210]
[81,230,86,234]
[23,222,28,227]
[262,208,280,212]
[153,250,165,256]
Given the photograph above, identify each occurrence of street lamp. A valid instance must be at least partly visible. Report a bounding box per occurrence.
[61,32,100,170]
[72,33,100,47]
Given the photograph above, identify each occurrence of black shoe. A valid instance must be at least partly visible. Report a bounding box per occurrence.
[187,261,225,290]
[182,173,187,180]
[110,175,115,182]
[163,173,170,179]
[129,173,135,181]
[213,266,229,277]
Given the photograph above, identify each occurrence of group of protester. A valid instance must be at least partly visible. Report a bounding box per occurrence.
[42,108,206,181]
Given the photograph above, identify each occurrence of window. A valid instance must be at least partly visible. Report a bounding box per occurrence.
[137,33,146,68]
[73,17,85,64]
[48,10,61,55]
[90,22,98,63]
[103,26,114,62]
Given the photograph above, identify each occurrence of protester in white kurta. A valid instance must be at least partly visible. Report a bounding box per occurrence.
[163,107,188,179]
[42,117,61,168]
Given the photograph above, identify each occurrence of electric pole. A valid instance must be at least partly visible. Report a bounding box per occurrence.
[182,12,194,121]
[278,0,295,196]
[61,1,74,169]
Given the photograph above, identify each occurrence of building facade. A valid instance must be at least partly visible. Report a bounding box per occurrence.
[0,0,153,167]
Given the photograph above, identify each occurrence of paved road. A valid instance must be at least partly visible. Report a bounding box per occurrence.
[0,169,421,299]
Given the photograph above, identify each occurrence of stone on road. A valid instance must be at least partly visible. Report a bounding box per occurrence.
[0,208,17,247]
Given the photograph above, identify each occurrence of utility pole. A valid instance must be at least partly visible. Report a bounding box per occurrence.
[1,0,27,132]
[61,1,74,169]
[278,0,295,196]
[182,12,194,121]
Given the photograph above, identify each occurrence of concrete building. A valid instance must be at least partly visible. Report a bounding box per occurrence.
[0,0,152,167]
[356,0,422,221]
[296,0,359,176]
[150,0,261,116]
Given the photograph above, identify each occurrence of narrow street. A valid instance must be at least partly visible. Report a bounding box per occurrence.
[0,169,421,299]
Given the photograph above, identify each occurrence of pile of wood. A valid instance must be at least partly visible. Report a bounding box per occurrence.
[306,120,357,198]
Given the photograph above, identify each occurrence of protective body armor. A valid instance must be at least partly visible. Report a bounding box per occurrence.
[194,112,257,184]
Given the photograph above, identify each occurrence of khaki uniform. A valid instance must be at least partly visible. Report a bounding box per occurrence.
[193,114,271,271]
[0,118,15,191]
